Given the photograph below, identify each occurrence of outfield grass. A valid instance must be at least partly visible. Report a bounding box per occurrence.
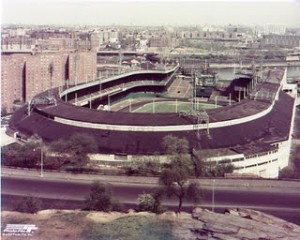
[133,101,218,113]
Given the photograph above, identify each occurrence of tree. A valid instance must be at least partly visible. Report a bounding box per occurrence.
[47,139,71,168]
[137,191,164,214]
[1,106,7,116]
[111,200,125,212]
[85,181,113,212]
[162,135,194,174]
[193,157,206,177]
[203,162,235,177]
[151,189,165,214]
[279,166,298,179]
[193,150,235,177]
[15,196,41,214]
[159,164,202,213]
[48,133,98,168]
[66,133,98,166]
[192,149,214,177]
[162,135,189,155]
[160,135,202,213]
[2,142,40,168]
[214,163,234,177]
[138,193,155,212]
[186,182,202,205]
[125,156,161,176]
[42,155,65,170]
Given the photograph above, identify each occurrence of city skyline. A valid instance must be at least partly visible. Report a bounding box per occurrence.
[2,0,300,28]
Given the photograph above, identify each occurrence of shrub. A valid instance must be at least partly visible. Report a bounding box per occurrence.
[14,196,41,214]
[85,181,113,212]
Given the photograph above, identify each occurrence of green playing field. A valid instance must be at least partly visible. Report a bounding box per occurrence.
[132,101,219,113]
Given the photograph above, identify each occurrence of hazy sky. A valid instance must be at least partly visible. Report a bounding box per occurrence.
[1,0,300,27]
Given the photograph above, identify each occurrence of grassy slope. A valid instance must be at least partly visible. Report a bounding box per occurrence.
[1,211,180,240]
[84,215,178,240]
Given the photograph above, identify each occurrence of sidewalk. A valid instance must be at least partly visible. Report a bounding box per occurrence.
[1,167,159,185]
[2,167,300,191]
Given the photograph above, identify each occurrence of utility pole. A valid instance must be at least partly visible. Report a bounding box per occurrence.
[108,95,111,111]
[119,50,123,74]
[34,146,44,177]
[99,78,102,96]
[40,147,44,177]
[89,94,92,109]
[212,179,215,212]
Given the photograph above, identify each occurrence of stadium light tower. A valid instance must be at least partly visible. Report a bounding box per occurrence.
[119,50,123,74]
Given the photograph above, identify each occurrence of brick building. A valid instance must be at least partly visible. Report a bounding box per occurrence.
[1,51,97,114]
[24,52,69,101]
[1,54,28,114]
[68,51,97,84]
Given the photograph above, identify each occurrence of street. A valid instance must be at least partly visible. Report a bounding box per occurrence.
[2,176,300,225]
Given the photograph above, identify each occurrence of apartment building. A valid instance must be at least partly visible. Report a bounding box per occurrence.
[1,54,28,114]
[261,35,300,48]
[1,51,97,114]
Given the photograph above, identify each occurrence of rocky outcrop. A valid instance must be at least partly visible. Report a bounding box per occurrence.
[2,208,299,239]
[172,208,300,240]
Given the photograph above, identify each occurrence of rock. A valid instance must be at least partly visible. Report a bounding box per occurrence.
[180,208,300,240]
[159,211,178,219]
[3,208,299,239]
[224,208,240,216]
[212,233,241,240]
[86,211,123,223]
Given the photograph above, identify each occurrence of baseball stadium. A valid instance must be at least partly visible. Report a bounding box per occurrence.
[8,63,298,178]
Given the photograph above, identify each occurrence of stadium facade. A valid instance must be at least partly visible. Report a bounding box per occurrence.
[9,64,298,178]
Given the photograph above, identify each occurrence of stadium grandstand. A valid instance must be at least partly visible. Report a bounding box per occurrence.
[8,64,298,178]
